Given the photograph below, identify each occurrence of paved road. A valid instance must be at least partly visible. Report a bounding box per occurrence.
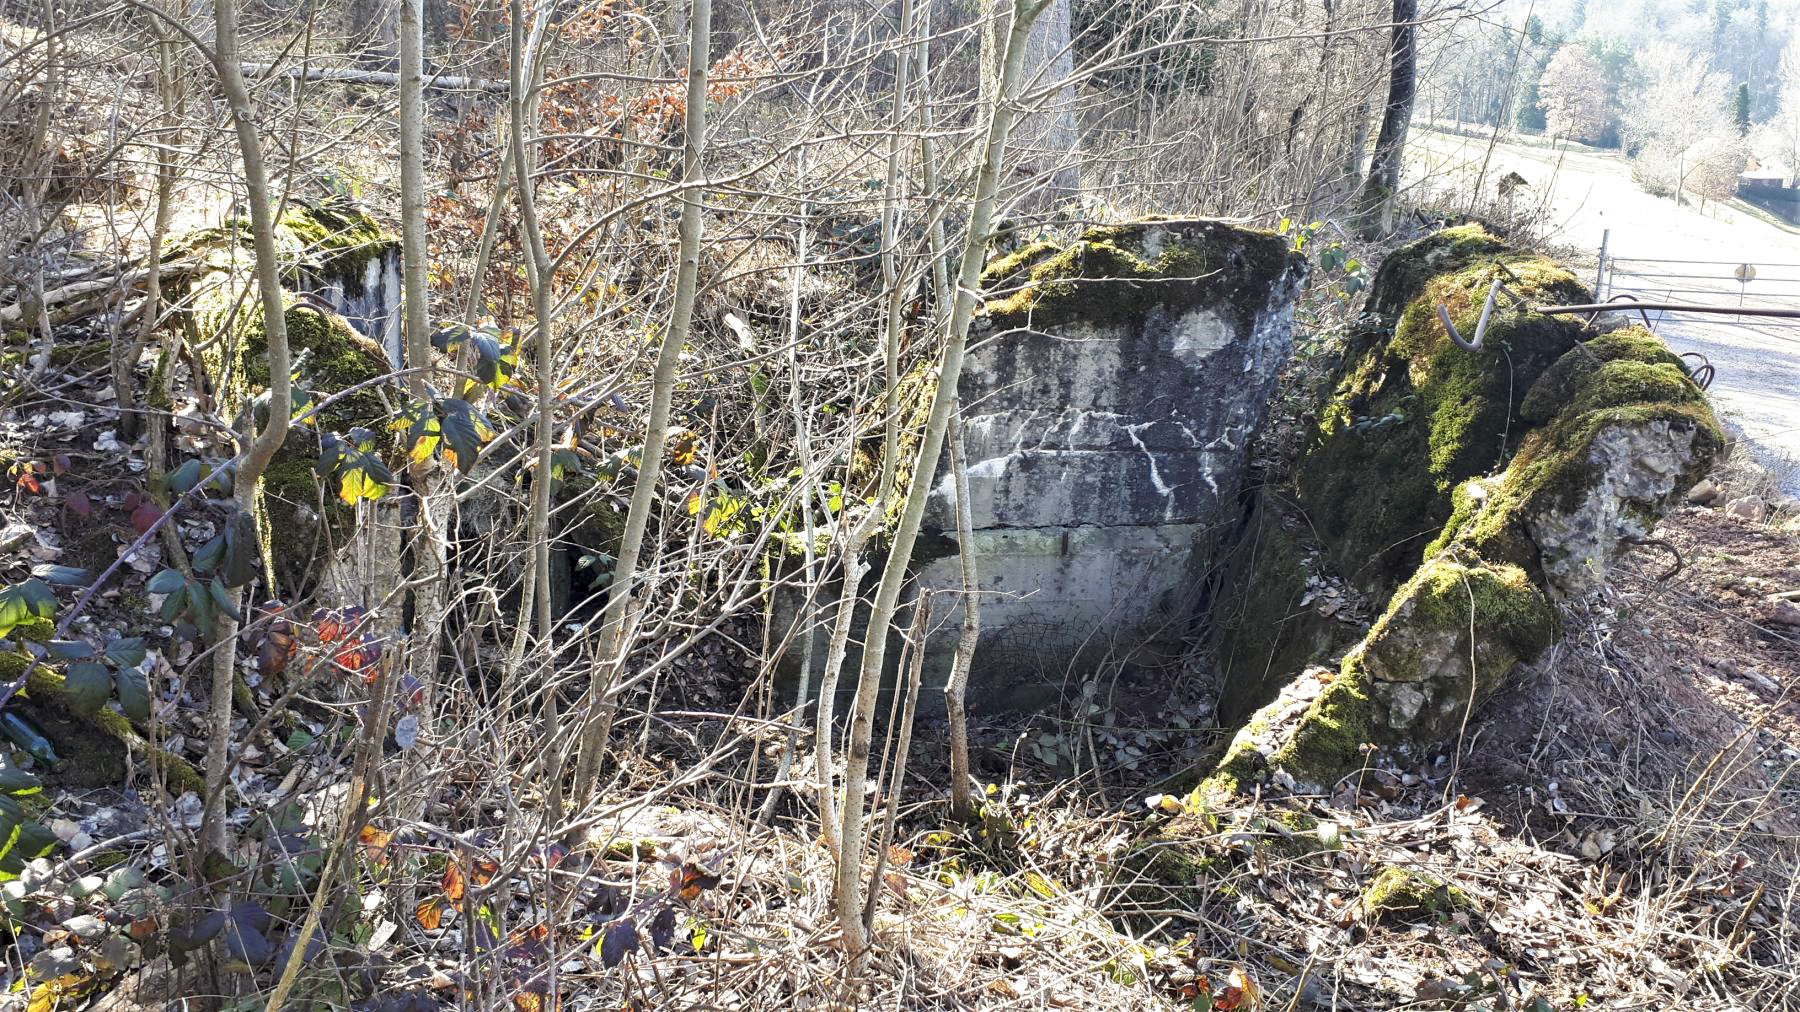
[1407,128,1800,495]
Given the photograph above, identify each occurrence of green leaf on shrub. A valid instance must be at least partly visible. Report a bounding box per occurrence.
[114,666,151,723]
[106,637,147,668]
[223,511,259,589]
[47,640,92,660]
[31,565,88,588]
[192,534,226,574]
[64,661,113,715]
[168,459,203,494]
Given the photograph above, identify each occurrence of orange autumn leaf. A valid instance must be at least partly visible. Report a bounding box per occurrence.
[443,861,466,902]
[415,896,446,930]
[358,826,393,863]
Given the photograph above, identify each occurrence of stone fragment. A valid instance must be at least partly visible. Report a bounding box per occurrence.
[1684,478,1719,504]
[1725,495,1768,521]
[1767,600,1800,627]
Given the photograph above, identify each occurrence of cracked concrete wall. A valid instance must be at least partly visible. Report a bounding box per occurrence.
[911,220,1306,705]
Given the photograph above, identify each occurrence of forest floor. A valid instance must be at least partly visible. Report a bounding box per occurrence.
[1407,127,1800,497]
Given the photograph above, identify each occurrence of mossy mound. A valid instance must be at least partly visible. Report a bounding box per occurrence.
[1361,866,1474,924]
[1199,230,1719,800]
[175,202,398,593]
[976,218,1295,333]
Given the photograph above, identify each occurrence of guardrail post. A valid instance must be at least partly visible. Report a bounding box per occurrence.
[1594,228,1609,300]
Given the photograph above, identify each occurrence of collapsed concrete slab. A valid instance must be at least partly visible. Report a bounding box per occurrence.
[1197,226,1722,800]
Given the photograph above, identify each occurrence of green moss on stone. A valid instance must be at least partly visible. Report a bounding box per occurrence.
[0,652,203,794]
[1363,224,1514,322]
[1361,866,1474,923]
[977,220,1297,333]
[173,197,392,292]
[1117,836,1232,914]
[1298,242,1587,594]
[979,241,1061,289]
[1269,673,1377,790]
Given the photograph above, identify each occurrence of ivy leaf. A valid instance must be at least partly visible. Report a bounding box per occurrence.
[30,565,88,588]
[223,511,259,589]
[146,569,185,595]
[65,490,92,517]
[168,459,203,495]
[114,665,151,723]
[64,662,113,715]
[192,534,226,574]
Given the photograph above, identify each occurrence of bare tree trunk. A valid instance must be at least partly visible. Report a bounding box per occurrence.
[569,0,712,805]
[351,0,399,69]
[982,0,1077,212]
[1357,0,1417,238]
[116,14,181,441]
[832,0,1047,974]
[945,409,979,822]
[200,0,295,854]
[505,0,562,817]
[394,0,446,844]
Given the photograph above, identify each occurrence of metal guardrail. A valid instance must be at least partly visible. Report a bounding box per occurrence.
[1599,249,1800,337]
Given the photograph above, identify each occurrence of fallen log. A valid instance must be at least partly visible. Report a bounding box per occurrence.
[241,61,507,93]
[0,261,202,328]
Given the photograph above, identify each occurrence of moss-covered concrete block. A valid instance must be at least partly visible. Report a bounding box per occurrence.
[1297,226,1590,596]
[910,219,1307,707]
[1199,231,1720,800]
[175,201,399,594]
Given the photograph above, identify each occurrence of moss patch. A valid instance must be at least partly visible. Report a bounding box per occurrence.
[1361,866,1474,923]
[977,219,1298,334]
[0,652,202,794]
[1362,224,1513,322]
